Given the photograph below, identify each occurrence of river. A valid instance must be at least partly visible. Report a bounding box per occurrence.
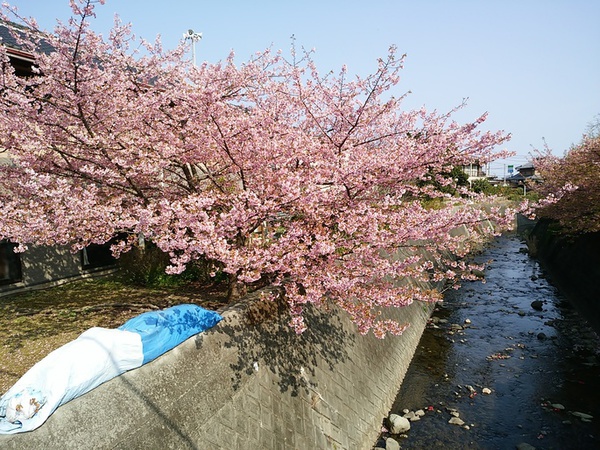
[375,233,600,449]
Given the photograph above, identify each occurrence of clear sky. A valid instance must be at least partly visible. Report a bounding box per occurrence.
[4,0,599,177]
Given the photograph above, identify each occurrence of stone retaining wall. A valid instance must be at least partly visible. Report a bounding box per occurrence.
[526,219,600,333]
[0,288,435,450]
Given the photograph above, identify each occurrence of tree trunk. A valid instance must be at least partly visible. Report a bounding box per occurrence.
[227,272,247,302]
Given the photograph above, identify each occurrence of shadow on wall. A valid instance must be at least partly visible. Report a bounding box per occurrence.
[116,366,200,449]
[199,288,355,397]
[527,219,600,334]
[20,245,83,285]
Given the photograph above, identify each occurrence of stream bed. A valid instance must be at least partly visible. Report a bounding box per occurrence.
[376,233,600,449]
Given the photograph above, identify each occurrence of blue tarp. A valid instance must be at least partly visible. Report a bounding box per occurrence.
[118,304,223,364]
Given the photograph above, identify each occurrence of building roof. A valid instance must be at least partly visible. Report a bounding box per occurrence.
[507,173,526,182]
[0,19,54,59]
[516,162,535,171]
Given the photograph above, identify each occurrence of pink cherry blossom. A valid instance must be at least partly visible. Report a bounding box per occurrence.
[0,0,517,337]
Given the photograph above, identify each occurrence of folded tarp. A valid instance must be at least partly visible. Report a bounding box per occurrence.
[0,304,222,434]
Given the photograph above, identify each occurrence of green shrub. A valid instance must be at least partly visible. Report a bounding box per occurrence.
[118,243,210,288]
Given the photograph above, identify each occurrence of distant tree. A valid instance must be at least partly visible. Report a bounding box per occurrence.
[416,166,469,198]
[585,114,600,139]
[534,132,600,234]
[471,178,493,194]
[0,0,515,337]
[451,167,470,188]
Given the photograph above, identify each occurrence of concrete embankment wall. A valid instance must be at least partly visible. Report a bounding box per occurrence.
[0,217,501,450]
[526,219,600,333]
[0,289,435,450]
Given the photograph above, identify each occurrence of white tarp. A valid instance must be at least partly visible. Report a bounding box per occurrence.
[0,327,143,434]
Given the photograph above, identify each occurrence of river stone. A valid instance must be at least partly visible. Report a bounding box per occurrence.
[404,410,421,421]
[448,416,465,426]
[531,300,543,311]
[571,411,593,420]
[516,443,537,450]
[385,437,401,450]
[415,409,425,417]
[388,414,411,434]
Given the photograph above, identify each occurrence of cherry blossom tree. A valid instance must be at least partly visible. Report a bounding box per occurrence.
[534,133,600,234]
[0,0,515,337]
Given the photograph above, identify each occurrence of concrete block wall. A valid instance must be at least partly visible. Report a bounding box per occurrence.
[1,244,116,297]
[2,212,506,449]
[0,287,435,450]
[526,219,600,333]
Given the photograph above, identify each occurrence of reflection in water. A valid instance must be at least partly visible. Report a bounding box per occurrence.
[379,234,600,449]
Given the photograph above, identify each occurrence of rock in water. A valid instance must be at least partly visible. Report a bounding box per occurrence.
[516,443,537,450]
[448,416,465,426]
[571,411,593,421]
[385,437,401,450]
[403,410,417,421]
[388,413,411,434]
[531,300,543,311]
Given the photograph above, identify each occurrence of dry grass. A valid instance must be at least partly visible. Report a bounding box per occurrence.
[0,275,229,395]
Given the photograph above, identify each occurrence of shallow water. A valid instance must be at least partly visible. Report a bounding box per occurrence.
[378,233,600,449]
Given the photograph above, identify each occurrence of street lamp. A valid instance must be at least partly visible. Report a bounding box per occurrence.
[183,29,202,66]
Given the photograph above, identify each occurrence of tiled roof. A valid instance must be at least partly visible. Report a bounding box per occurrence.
[0,19,54,57]
[516,162,535,170]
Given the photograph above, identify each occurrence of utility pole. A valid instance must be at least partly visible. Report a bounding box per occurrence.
[181,29,203,186]
[183,29,202,66]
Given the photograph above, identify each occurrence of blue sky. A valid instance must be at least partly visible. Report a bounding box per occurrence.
[5,0,600,177]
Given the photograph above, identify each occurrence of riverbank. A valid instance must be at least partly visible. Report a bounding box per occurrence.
[375,233,600,449]
[526,219,600,333]
[0,277,229,395]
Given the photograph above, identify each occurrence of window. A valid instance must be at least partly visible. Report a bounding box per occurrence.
[0,240,22,285]
[81,242,116,270]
